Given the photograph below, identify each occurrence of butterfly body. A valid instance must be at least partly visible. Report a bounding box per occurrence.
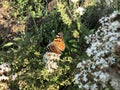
[47,32,65,54]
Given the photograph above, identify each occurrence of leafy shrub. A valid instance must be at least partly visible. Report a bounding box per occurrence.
[1,0,120,90]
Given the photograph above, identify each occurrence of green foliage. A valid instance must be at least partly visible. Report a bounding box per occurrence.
[1,0,119,90]
[11,0,45,18]
[0,30,76,89]
[81,0,120,29]
[57,1,72,26]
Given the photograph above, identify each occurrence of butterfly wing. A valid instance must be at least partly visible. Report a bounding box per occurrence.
[53,37,65,51]
[46,32,65,54]
[47,42,62,54]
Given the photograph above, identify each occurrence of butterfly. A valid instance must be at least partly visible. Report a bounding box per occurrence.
[46,32,65,54]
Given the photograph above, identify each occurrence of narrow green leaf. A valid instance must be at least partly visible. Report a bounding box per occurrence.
[13,37,22,41]
[3,42,14,47]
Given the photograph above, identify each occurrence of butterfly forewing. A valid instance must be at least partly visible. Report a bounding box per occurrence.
[47,32,65,54]
[53,38,65,51]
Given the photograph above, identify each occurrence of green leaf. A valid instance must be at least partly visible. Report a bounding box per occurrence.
[3,42,14,47]
[34,51,41,57]
[31,11,36,17]
[68,40,76,43]
[13,37,22,41]
[53,76,58,81]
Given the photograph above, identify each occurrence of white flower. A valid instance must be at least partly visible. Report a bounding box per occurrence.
[110,79,120,90]
[43,52,61,72]
[78,83,83,88]
[99,16,109,24]
[90,84,98,90]
[94,78,98,82]
[76,7,86,15]
[71,0,79,3]
[0,68,4,74]
[51,62,58,69]
[11,74,17,81]
[0,75,9,81]
[117,41,120,45]
[75,73,81,80]
[83,74,88,82]
[107,56,115,64]
[86,48,92,56]
[109,11,119,19]
[96,58,108,68]
[91,63,96,69]
[75,79,79,84]
[93,71,102,77]
[99,72,109,83]
[83,83,90,90]
[76,62,82,68]
[82,61,87,64]
[43,52,61,61]
[0,63,11,74]
[75,11,120,90]
[109,36,117,42]
[109,21,120,31]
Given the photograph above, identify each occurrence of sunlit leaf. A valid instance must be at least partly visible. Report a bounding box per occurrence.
[34,51,41,57]
[13,37,22,41]
[3,42,14,47]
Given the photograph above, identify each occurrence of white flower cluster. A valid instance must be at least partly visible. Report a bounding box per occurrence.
[43,52,61,72]
[110,78,120,90]
[0,63,11,81]
[0,63,11,90]
[71,0,79,3]
[75,11,120,90]
[71,0,86,16]
[76,7,86,16]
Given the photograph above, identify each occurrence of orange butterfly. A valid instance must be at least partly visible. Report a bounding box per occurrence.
[47,32,65,54]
